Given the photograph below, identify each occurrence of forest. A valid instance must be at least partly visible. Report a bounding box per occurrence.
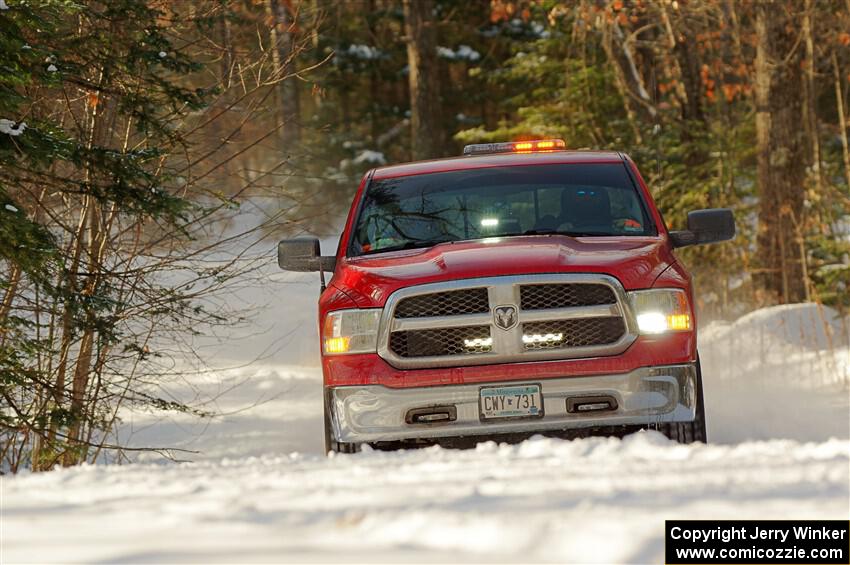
[1,0,849,472]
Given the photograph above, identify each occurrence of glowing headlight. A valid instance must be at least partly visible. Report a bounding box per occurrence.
[628,289,691,334]
[322,309,381,355]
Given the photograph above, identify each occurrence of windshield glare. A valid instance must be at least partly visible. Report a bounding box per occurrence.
[351,163,654,256]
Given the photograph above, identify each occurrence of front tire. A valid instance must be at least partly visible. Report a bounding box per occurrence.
[660,356,707,443]
[323,391,361,455]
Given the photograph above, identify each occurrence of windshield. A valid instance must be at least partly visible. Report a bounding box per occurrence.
[350,163,655,256]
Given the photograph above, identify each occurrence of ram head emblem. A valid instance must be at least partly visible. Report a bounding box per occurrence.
[494,305,518,331]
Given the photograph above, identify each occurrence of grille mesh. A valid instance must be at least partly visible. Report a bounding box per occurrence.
[520,283,615,310]
[522,317,625,350]
[389,326,491,357]
[394,288,490,318]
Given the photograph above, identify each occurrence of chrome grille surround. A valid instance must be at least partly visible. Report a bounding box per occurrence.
[377,274,639,369]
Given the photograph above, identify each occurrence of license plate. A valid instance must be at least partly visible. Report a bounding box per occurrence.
[479,384,543,420]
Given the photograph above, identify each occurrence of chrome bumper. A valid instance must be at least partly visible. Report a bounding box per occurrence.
[329,364,697,443]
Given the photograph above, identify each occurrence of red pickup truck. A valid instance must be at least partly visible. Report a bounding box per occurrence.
[278,140,735,453]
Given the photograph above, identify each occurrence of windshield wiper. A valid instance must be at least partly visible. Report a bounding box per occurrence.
[362,237,456,255]
[361,229,615,255]
[494,229,615,238]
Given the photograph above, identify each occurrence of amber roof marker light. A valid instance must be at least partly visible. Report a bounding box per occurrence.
[462,139,567,156]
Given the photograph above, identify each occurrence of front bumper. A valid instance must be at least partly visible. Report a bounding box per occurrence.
[329,363,697,444]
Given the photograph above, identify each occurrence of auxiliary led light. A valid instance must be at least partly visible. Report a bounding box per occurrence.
[463,337,493,348]
[522,333,564,344]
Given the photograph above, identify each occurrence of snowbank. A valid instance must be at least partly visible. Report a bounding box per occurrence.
[700,303,849,444]
[701,302,847,352]
[117,366,324,461]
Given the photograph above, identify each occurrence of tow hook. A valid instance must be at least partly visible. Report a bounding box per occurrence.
[406,405,457,425]
[566,395,618,414]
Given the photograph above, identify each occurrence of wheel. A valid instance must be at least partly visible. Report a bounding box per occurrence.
[323,390,361,455]
[660,356,707,444]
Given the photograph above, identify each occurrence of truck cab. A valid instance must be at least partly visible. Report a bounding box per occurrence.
[278,140,735,453]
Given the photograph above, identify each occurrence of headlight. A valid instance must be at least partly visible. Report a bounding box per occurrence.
[628,288,691,334]
[322,309,381,355]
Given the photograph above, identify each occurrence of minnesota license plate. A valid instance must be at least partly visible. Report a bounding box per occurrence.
[479,384,543,420]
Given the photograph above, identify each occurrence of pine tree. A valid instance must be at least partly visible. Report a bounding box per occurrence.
[1,0,222,470]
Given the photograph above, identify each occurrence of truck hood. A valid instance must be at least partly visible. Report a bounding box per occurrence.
[332,235,674,308]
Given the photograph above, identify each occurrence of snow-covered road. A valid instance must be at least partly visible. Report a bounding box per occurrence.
[4,431,847,563]
[4,358,849,564]
[2,275,849,563]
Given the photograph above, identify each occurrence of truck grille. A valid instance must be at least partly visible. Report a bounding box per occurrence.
[378,274,637,369]
[390,326,492,357]
[522,318,625,350]
[394,288,489,318]
[520,283,615,309]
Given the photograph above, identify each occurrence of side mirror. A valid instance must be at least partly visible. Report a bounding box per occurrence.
[278,237,336,272]
[669,208,735,248]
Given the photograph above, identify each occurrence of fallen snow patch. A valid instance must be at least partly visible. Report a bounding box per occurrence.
[0,118,26,136]
[353,149,386,166]
[438,44,481,62]
[346,44,381,60]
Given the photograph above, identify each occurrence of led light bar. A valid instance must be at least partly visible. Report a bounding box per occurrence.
[462,139,566,156]
[522,333,564,344]
[463,337,493,349]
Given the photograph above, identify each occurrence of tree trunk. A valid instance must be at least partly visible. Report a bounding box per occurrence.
[674,27,705,125]
[219,16,234,88]
[754,2,808,304]
[600,22,649,144]
[368,0,379,143]
[802,0,822,192]
[834,51,850,193]
[403,0,443,160]
[266,0,301,147]
[0,265,21,345]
